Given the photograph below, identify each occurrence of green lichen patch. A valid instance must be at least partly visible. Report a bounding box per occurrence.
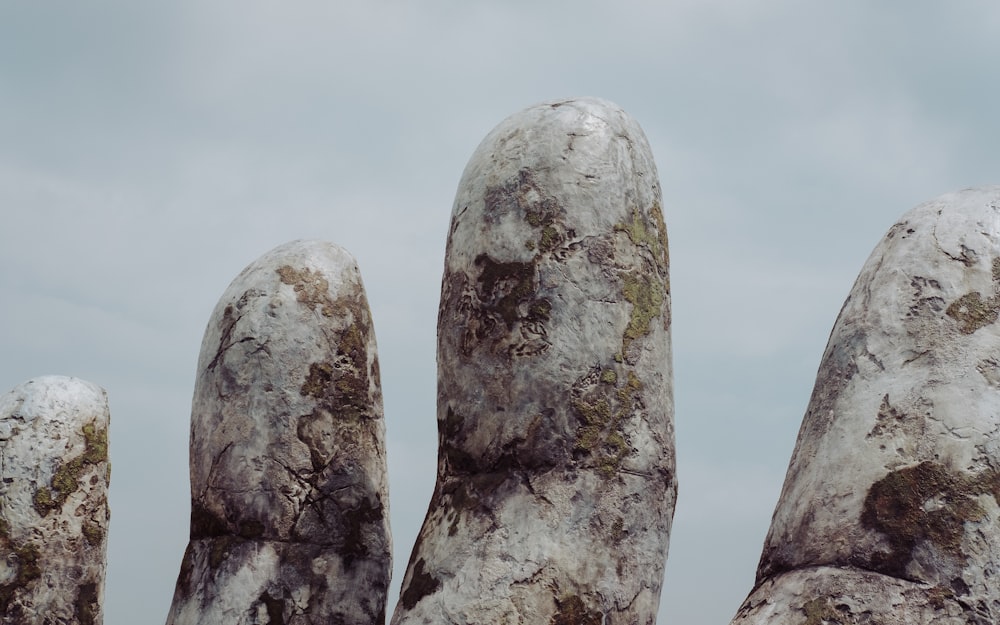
[801,597,851,625]
[81,422,108,464]
[33,420,109,517]
[621,271,665,356]
[82,521,104,546]
[572,370,641,478]
[861,461,999,579]
[0,540,41,612]
[538,225,562,253]
[32,487,54,515]
[614,204,669,274]
[276,265,336,317]
[551,594,602,625]
[399,558,441,610]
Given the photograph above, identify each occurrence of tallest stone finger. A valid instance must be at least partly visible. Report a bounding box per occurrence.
[393,97,676,624]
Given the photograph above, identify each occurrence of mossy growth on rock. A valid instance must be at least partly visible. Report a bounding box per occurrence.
[621,271,665,356]
[32,420,109,516]
[614,204,669,275]
[0,519,41,612]
[801,597,850,625]
[82,521,105,546]
[572,370,642,477]
[551,594,602,625]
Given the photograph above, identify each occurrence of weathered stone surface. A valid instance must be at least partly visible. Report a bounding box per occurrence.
[731,567,970,625]
[732,187,1000,624]
[165,240,391,625]
[392,98,675,625]
[0,376,110,625]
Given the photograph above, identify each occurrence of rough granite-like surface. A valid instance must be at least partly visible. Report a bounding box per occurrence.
[392,98,676,625]
[0,376,110,625]
[732,187,1000,624]
[165,240,391,625]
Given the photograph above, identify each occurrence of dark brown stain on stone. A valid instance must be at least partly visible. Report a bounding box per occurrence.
[399,558,441,610]
[276,265,337,317]
[301,362,335,399]
[551,594,602,625]
[258,590,285,625]
[175,543,196,596]
[340,497,384,569]
[946,292,1000,334]
[483,168,560,231]
[474,254,542,331]
[238,519,265,539]
[190,500,228,539]
[945,257,1000,334]
[861,461,998,579]
[300,315,374,424]
[75,582,99,625]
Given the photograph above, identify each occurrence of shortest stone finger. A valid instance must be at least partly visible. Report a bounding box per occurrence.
[0,376,110,625]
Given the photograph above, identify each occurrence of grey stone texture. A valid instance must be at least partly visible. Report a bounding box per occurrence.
[731,187,1000,624]
[165,240,391,625]
[392,98,676,625]
[0,376,110,625]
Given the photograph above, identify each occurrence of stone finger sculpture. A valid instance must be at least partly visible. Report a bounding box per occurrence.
[0,376,110,625]
[392,97,676,625]
[165,240,391,625]
[730,187,1000,624]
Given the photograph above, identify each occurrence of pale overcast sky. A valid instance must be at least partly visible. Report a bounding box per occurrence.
[2,3,1000,624]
